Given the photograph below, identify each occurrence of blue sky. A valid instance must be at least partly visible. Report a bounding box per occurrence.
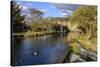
[16,1,79,18]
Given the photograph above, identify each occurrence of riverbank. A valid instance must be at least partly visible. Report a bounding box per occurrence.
[71,33,97,53]
[65,32,97,62]
[12,30,68,38]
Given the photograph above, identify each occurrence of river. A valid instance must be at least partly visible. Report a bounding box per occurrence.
[11,33,70,66]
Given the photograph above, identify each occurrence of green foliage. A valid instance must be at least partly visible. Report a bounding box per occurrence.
[11,1,26,33]
[70,42,79,54]
[70,5,97,40]
[70,6,97,23]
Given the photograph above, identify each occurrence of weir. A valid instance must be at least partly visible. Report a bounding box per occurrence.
[49,17,69,32]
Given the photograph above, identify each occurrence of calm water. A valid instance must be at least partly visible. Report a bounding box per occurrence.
[11,34,70,66]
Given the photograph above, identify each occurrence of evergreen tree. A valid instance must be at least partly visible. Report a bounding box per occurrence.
[11,1,25,33]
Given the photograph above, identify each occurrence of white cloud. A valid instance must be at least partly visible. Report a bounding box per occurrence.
[61,12,68,16]
[39,9,48,13]
[22,6,29,10]
[20,6,31,18]
[61,9,73,16]
[66,9,72,13]
[20,6,30,15]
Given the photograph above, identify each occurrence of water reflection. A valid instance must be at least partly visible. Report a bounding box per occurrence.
[11,34,69,66]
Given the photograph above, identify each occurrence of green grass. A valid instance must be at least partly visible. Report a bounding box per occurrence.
[70,42,79,54]
[12,32,25,36]
[77,34,96,52]
[12,30,56,37]
[78,39,96,53]
[69,32,97,54]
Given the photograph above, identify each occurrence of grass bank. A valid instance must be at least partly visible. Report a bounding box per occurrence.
[67,32,97,54]
[12,30,66,38]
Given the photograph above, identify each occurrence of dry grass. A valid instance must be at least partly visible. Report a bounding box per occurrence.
[67,32,97,53]
[78,40,97,53]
